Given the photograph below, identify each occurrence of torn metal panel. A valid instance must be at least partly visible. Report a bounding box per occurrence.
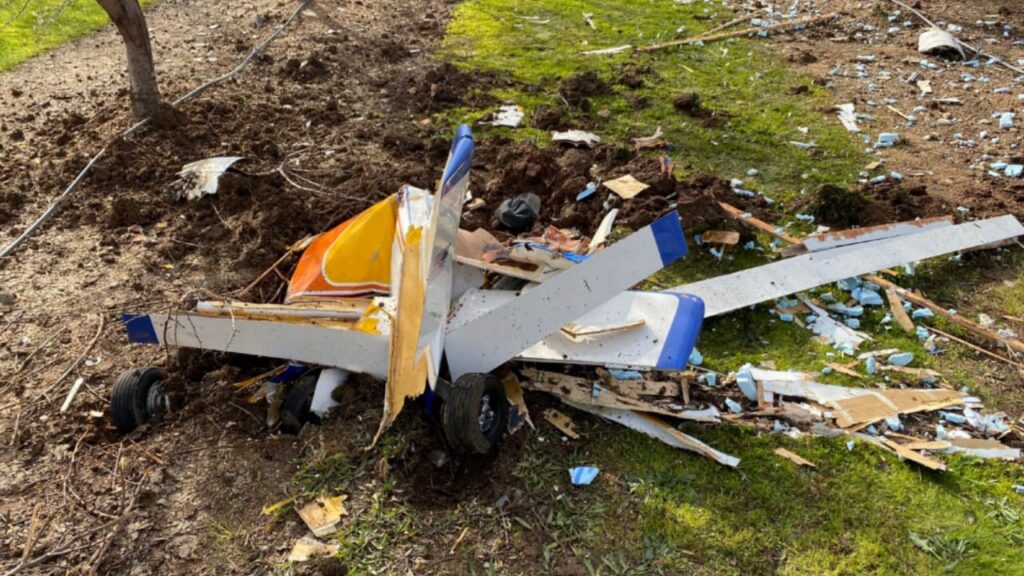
[125,312,389,378]
[568,401,740,467]
[445,213,687,379]
[450,290,703,372]
[667,216,1024,318]
[781,216,953,256]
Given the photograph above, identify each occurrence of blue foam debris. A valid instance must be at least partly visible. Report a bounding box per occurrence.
[875,132,899,148]
[844,318,861,329]
[736,367,757,401]
[702,372,717,387]
[608,369,643,381]
[725,398,743,413]
[940,411,967,425]
[773,420,785,433]
[881,313,893,325]
[853,287,884,306]
[821,366,834,375]
[885,416,903,431]
[569,467,600,486]
[916,325,930,341]
[576,182,598,201]
[865,357,877,375]
[820,293,835,302]
[887,352,914,366]
[779,313,794,322]
[911,308,934,320]
[847,440,856,451]
[1007,164,1024,178]
[866,425,878,435]
[689,348,703,366]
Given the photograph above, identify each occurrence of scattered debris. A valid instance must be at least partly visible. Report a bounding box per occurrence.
[543,409,580,439]
[581,44,632,55]
[288,535,340,563]
[484,104,524,128]
[170,157,245,201]
[569,466,600,486]
[297,495,347,537]
[603,174,650,199]
[917,28,966,60]
[632,126,666,150]
[551,129,601,148]
[774,448,816,468]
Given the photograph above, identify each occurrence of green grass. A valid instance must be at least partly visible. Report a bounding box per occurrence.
[441,0,866,205]
[0,0,154,71]
[435,2,1024,575]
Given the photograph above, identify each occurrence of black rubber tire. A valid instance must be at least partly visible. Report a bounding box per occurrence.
[441,373,509,454]
[111,366,167,434]
[280,371,320,434]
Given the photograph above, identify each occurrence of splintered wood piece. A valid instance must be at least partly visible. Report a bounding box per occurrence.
[543,408,580,439]
[773,447,816,468]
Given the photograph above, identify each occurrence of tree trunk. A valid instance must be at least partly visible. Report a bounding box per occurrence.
[95,0,161,119]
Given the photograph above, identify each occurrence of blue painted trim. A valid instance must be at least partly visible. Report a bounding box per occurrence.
[269,362,306,383]
[655,294,705,370]
[649,213,687,266]
[122,313,159,344]
[440,125,474,196]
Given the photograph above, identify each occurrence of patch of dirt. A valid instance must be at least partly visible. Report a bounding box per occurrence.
[809,181,952,227]
[559,70,614,110]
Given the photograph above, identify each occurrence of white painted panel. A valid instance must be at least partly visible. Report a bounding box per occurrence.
[669,216,1024,318]
[449,290,689,370]
[151,313,390,379]
[444,220,675,379]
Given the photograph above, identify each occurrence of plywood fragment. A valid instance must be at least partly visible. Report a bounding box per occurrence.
[885,288,915,332]
[603,175,650,199]
[832,389,963,428]
[502,373,534,432]
[297,495,348,537]
[524,369,718,422]
[289,535,340,563]
[701,230,741,245]
[376,228,428,441]
[774,447,816,468]
[543,408,580,439]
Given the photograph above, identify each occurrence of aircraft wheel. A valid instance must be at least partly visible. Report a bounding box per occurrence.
[442,372,509,454]
[111,366,169,434]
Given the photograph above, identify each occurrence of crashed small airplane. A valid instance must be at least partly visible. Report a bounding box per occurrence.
[115,126,704,453]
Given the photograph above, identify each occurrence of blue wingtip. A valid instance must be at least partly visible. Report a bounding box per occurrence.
[655,294,705,370]
[122,313,159,344]
[441,125,475,192]
[649,212,687,267]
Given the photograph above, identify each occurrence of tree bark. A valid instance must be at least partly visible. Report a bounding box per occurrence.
[95,0,161,119]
